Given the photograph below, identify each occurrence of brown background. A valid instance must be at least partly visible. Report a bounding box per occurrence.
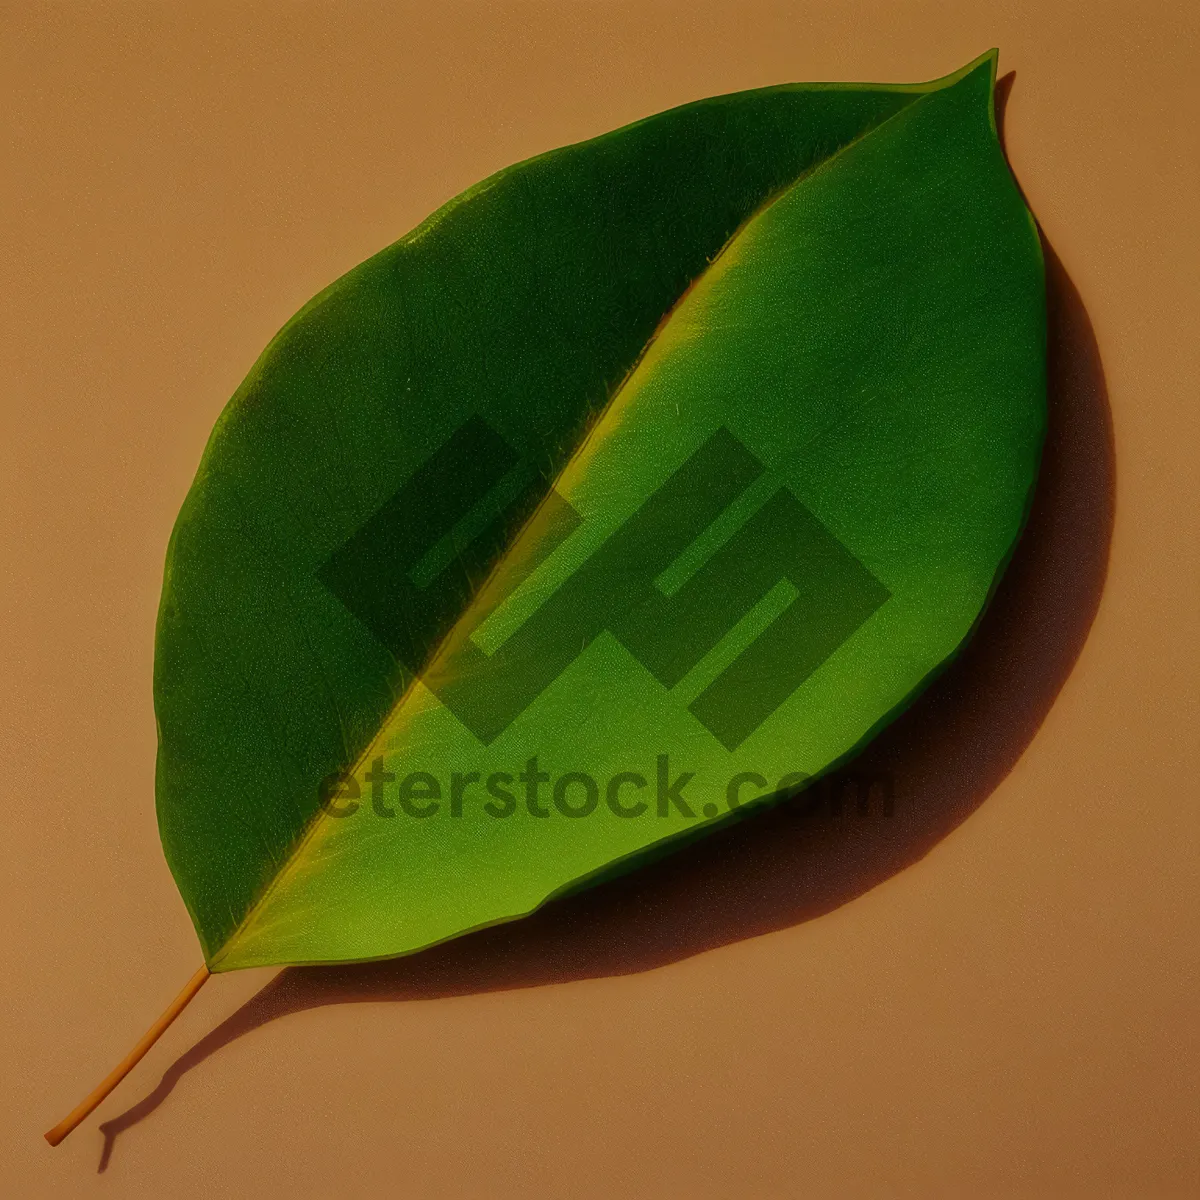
[3,2,1197,1196]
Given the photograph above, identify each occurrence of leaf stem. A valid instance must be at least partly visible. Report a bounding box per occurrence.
[44,964,210,1146]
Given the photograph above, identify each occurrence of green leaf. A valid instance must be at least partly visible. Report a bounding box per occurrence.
[154,50,1045,971]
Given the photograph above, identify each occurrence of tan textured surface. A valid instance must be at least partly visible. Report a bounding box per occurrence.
[3,2,1197,1195]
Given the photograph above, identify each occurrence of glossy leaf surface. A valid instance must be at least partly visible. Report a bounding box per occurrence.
[154,51,1045,970]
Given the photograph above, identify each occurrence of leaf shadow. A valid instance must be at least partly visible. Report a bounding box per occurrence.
[98,75,1114,1172]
